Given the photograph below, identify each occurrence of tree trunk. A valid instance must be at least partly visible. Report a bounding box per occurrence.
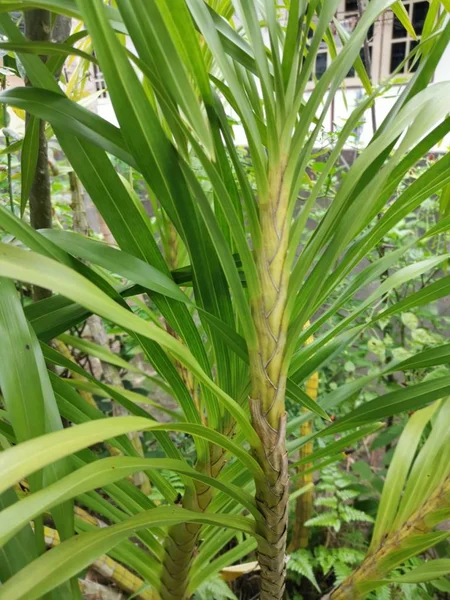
[52,14,71,49]
[25,10,51,301]
[25,11,71,301]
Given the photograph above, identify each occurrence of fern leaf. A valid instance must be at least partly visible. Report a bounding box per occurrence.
[315,496,338,508]
[288,550,320,592]
[334,561,353,585]
[335,547,366,565]
[340,506,374,523]
[337,488,360,501]
[315,546,336,575]
[194,575,237,600]
[305,512,341,530]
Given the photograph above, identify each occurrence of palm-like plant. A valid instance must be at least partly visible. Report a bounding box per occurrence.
[0,1,449,599]
[330,397,450,599]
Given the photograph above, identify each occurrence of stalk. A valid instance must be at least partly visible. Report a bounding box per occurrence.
[159,217,231,599]
[159,443,230,600]
[328,473,450,600]
[249,162,291,599]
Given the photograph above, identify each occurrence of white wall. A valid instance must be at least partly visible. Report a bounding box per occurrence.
[96,98,119,127]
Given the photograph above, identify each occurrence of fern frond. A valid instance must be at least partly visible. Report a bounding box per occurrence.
[340,506,374,523]
[337,489,360,501]
[315,496,338,508]
[305,512,341,530]
[288,550,320,591]
[334,562,353,585]
[194,575,237,600]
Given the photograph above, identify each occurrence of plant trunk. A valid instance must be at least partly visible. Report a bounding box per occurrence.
[159,443,229,600]
[25,10,52,301]
[159,488,207,600]
[328,473,450,599]
[251,402,289,599]
[249,163,290,599]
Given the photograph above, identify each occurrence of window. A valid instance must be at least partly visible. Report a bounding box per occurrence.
[308,26,329,81]
[338,1,359,28]
[306,1,430,89]
[340,0,431,83]
[383,1,430,77]
[307,2,359,83]
[338,1,379,86]
[314,50,328,79]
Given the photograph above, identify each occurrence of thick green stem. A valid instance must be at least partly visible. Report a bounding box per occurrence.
[250,161,291,599]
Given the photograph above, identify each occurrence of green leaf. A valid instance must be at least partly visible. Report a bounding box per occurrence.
[358,557,450,593]
[390,343,450,372]
[64,378,179,419]
[0,489,37,580]
[374,275,450,322]
[288,549,320,592]
[0,244,259,449]
[319,378,450,436]
[394,399,450,530]
[20,116,40,216]
[391,1,417,40]
[186,0,267,194]
[41,229,190,304]
[58,332,146,374]
[26,295,91,340]
[0,415,263,496]
[0,505,257,600]
[0,40,97,63]
[71,0,241,401]
[390,559,450,583]
[0,278,45,446]
[286,378,330,421]
[0,87,135,167]
[0,1,126,32]
[333,19,372,94]
[440,183,450,217]
[117,0,214,154]
[0,456,260,549]
[0,278,74,543]
[293,425,382,468]
[377,531,450,576]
